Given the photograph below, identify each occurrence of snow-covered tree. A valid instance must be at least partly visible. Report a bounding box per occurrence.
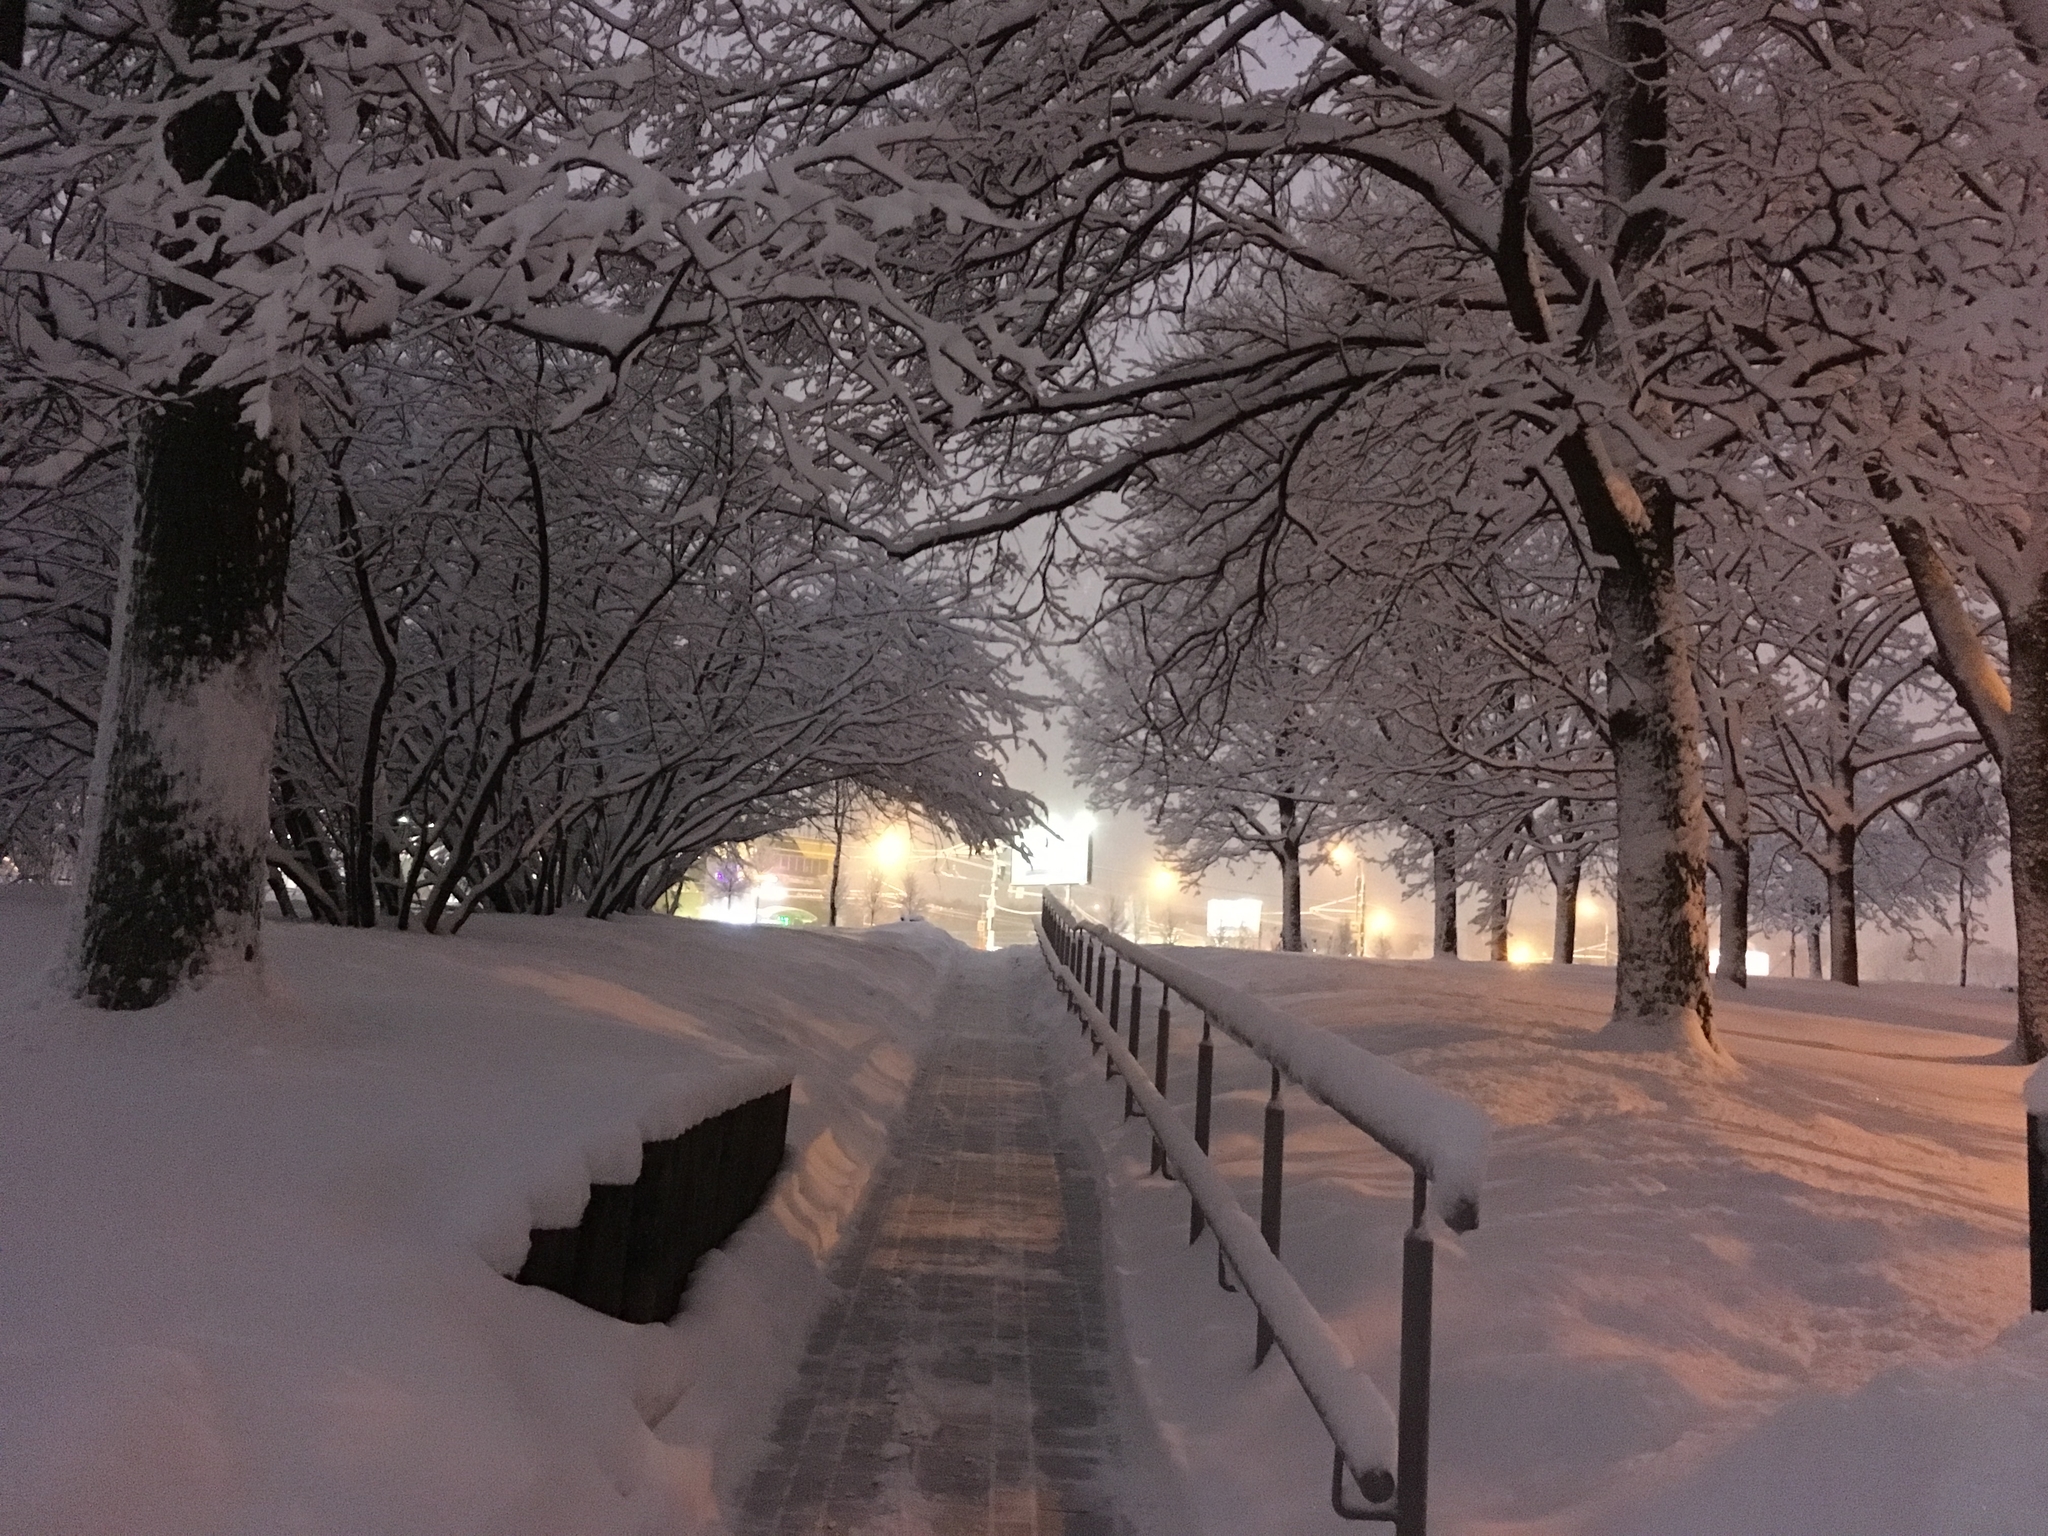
[0,0,1033,1005]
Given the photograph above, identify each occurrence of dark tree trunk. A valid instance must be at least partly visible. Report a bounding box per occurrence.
[828,794,846,927]
[73,391,296,1006]
[1827,823,1859,986]
[1586,515,1715,1045]
[69,0,303,1007]
[1552,853,1580,965]
[1276,795,1304,953]
[1806,923,1823,981]
[1713,836,1751,989]
[1431,829,1458,958]
[1486,869,1510,963]
[2007,612,2048,1056]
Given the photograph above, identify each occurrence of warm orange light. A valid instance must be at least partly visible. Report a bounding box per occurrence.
[871,828,910,872]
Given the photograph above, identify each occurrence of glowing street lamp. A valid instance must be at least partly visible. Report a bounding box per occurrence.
[1150,867,1177,897]
[871,828,910,873]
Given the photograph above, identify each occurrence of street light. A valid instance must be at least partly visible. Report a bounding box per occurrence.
[871,828,909,873]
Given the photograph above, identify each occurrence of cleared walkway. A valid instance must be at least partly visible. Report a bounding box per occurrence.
[736,958,1127,1536]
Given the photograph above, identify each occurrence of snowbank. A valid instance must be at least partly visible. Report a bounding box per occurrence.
[1040,950,2037,1536]
[0,888,959,1536]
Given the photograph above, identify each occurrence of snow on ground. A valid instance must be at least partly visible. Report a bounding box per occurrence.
[1042,950,2039,1536]
[0,887,961,1536]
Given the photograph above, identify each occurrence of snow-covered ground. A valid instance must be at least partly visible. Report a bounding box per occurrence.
[1047,951,2042,1536]
[0,888,961,1536]
[8,894,2041,1536]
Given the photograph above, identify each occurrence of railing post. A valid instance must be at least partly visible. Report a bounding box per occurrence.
[1396,1169,1434,1536]
[1107,958,1122,1080]
[1125,970,1143,1118]
[1090,944,1105,1051]
[1151,989,1172,1177]
[1256,1067,1284,1366]
[2031,1113,2047,1312]
[1191,1014,1214,1243]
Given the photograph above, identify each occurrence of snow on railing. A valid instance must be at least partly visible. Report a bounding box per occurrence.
[1038,893,1491,1533]
[1073,910,1487,1232]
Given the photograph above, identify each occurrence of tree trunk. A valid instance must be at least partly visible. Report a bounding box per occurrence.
[1431,829,1458,958]
[1592,540,1716,1047]
[1827,823,1859,986]
[1713,836,1751,988]
[1805,923,1823,981]
[68,0,302,1008]
[827,796,845,927]
[1486,870,1510,962]
[1552,852,1580,964]
[1276,796,1304,953]
[71,392,295,1007]
[1959,866,1973,989]
[2006,612,2048,1057]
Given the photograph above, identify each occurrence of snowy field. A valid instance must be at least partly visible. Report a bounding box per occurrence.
[0,888,961,1536]
[1049,950,2045,1536]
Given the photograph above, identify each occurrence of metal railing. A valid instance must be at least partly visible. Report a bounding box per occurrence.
[1038,894,1488,1534]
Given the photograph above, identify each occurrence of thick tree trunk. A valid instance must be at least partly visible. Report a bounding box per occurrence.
[1826,825,1859,986]
[1593,546,1715,1047]
[1805,923,1823,981]
[69,0,302,1007]
[1431,829,1458,958]
[72,392,295,1006]
[2006,614,2048,1058]
[1551,853,1580,964]
[1713,836,1750,988]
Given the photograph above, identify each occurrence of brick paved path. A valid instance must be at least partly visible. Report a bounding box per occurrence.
[736,959,1127,1536]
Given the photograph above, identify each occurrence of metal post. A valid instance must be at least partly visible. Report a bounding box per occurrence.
[1256,1067,1284,1366]
[1090,944,1104,1051]
[1125,971,1143,1118]
[1151,989,1172,1176]
[1396,1169,1434,1536]
[1107,959,1122,1080]
[1191,1016,1214,1243]
[2031,1113,2048,1312]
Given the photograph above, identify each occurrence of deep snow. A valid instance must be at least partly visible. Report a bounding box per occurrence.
[0,889,961,1536]
[1046,950,2041,1536]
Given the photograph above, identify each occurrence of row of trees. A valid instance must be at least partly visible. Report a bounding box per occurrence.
[1071,484,2002,988]
[5,0,2048,1066]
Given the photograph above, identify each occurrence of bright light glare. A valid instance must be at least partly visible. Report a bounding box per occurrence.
[1330,843,1351,869]
[872,829,910,871]
[1507,939,1538,965]
[1576,894,1602,918]
[1150,867,1177,897]
[1364,908,1394,937]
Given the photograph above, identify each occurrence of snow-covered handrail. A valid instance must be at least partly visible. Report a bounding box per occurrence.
[1037,919,1402,1492]
[1067,909,1487,1232]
